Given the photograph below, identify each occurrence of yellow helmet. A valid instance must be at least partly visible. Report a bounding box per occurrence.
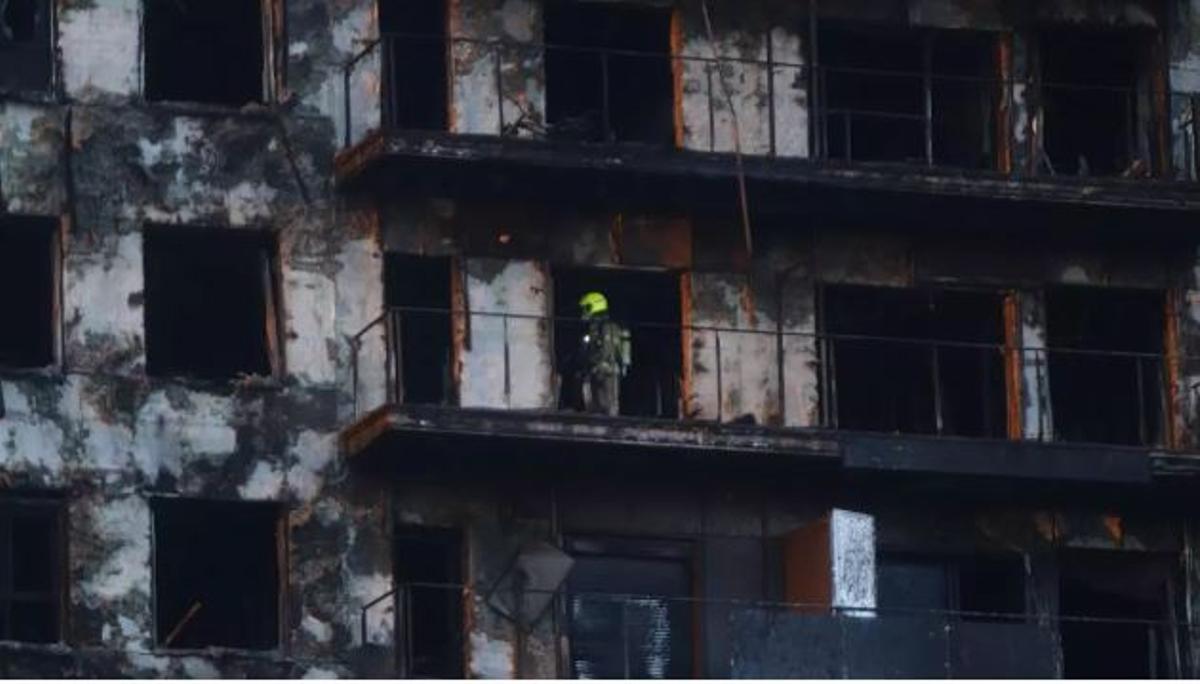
[579,291,609,317]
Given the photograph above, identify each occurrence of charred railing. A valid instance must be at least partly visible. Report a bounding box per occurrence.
[349,306,1178,449]
[361,581,1194,678]
[342,33,1176,176]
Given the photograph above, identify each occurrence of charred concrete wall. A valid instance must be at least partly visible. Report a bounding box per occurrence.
[0,0,396,676]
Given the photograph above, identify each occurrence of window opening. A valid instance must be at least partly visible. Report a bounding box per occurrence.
[1045,287,1163,446]
[1059,551,1179,678]
[394,527,463,678]
[0,495,64,644]
[143,226,278,381]
[566,537,694,679]
[877,553,1026,620]
[153,498,281,650]
[384,254,453,405]
[1039,29,1150,177]
[0,0,52,92]
[378,0,448,131]
[553,267,681,419]
[545,2,675,145]
[819,24,996,168]
[0,216,56,369]
[822,285,1007,437]
[144,0,265,105]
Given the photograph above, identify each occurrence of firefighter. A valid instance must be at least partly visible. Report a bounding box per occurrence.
[578,291,632,416]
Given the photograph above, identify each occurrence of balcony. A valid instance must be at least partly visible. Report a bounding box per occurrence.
[335,33,1200,216]
[340,306,1200,487]
[358,582,1193,678]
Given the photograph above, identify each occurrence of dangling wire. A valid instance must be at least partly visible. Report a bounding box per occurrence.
[700,0,754,260]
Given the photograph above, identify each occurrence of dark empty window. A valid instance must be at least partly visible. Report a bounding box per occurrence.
[545,2,675,145]
[0,0,52,93]
[554,267,681,419]
[0,495,65,644]
[566,537,694,679]
[394,528,463,678]
[1040,30,1150,177]
[384,254,453,405]
[143,227,278,381]
[878,553,1026,620]
[144,0,265,106]
[378,0,447,131]
[1059,551,1180,679]
[153,498,280,650]
[0,216,56,369]
[819,25,997,168]
[1046,287,1163,446]
[822,285,1007,437]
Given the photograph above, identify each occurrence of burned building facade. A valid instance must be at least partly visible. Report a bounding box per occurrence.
[1,0,1200,678]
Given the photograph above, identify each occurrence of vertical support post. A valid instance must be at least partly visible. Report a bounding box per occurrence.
[621,600,632,679]
[923,36,935,167]
[386,38,399,130]
[715,328,724,423]
[766,30,777,157]
[495,42,506,135]
[1136,355,1148,446]
[931,342,944,435]
[503,313,512,408]
[384,310,396,405]
[707,65,717,152]
[601,52,612,142]
[343,63,352,147]
[809,0,821,159]
[1003,291,1023,440]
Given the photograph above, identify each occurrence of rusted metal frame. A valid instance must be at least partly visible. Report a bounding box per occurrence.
[162,601,203,647]
[1151,36,1170,178]
[1163,288,1183,450]
[384,308,397,405]
[715,328,724,423]
[996,34,1014,175]
[670,10,685,150]
[1002,291,1023,440]
[275,504,290,654]
[261,244,285,379]
[680,275,694,421]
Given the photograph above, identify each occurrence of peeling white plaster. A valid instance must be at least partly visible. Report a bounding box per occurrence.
[831,509,876,613]
[348,572,394,646]
[180,657,222,679]
[80,495,152,604]
[59,0,141,99]
[470,630,515,679]
[239,461,286,499]
[302,614,334,643]
[285,269,338,386]
[288,430,338,500]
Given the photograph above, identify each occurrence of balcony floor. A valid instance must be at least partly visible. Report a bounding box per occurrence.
[336,130,1200,224]
[341,403,1200,502]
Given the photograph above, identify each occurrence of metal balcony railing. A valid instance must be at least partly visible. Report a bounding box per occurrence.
[341,33,1190,177]
[362,581,1195,678]
[349,306,1180,449]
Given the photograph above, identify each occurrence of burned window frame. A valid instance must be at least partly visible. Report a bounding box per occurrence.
[563,535,697,679]
[817,282,1012,439]
[0,214,62,372]
[1033,26,1167,179]
[151,497,287,652]
[812,20,1004,169]
[0,0,55,94]
[142,224,285,383]
[141,0,285,107]
[0,493,68,645]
